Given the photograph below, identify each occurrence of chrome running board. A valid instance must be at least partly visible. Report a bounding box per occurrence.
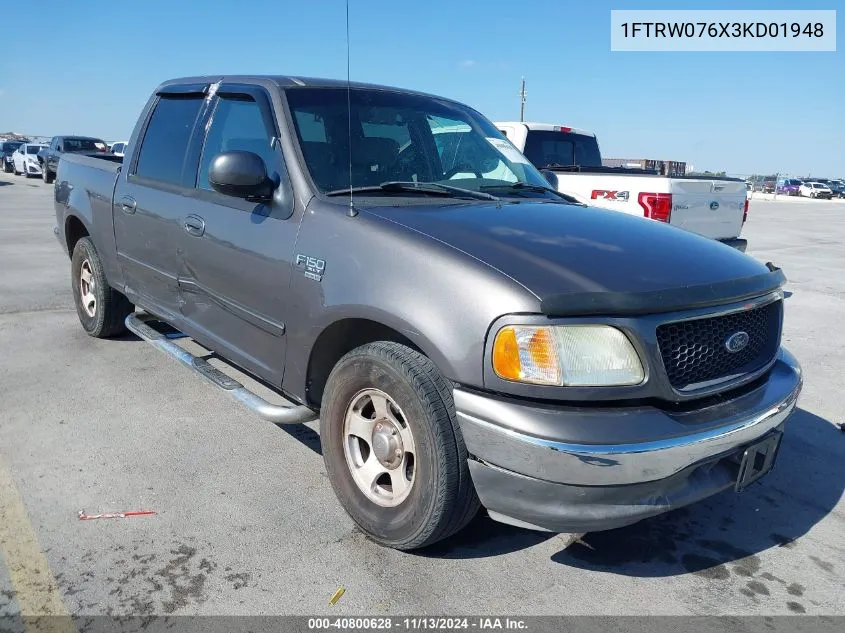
[125,313,318,425]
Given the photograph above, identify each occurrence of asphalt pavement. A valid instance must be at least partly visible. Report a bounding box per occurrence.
[0,170,843,619]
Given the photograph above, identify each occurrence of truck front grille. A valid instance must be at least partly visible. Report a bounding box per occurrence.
[656,299,782,391]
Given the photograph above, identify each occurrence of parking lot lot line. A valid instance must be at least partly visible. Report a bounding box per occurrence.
[0,456,75,630]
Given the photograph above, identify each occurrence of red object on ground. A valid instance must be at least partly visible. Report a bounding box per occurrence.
[78,510,156,520]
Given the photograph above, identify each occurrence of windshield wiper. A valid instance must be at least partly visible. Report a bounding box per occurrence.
[480,182,584,205]
[326,181,498,201]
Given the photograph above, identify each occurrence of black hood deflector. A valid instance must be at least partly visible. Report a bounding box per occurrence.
[540,265,785,317]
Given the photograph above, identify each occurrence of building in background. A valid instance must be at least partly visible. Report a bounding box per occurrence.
[603,157,688,177]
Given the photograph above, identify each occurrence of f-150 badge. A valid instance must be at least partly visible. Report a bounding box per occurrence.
[296,254,325,282]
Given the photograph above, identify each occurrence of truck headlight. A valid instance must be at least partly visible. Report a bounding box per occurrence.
[492,325,644,387]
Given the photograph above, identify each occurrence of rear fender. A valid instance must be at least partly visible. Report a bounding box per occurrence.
[57,168,124,290]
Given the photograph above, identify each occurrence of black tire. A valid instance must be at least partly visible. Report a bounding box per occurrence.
[320,341,480,550]
[43,167,54,184]
[71,237,133,338]
[2,163,10,173]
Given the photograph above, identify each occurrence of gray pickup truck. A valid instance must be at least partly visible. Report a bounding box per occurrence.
[53,75,802,550]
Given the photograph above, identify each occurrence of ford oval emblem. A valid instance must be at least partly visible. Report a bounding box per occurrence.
[710,201,720,210]
[725,331,750,353]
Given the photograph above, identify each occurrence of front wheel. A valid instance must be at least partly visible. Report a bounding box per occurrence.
[71,237,134,338]
[43,167,54,184]
[320,342,479,550]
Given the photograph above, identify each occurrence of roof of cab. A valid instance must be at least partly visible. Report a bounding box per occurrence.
[155,75,456,102]
[495,121,597,137]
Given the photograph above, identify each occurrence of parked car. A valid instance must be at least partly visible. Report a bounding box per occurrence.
[776,178,802,196]
[494,122,748,250]
[12,143,47,177]
[38,135,112,183]
[1,140,24,173]
[826,181,845,198]
[799,182,833,199]
[53,75,801,550]
[108,141,129,157]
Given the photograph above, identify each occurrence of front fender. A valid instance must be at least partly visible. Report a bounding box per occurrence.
[280,202,540,402]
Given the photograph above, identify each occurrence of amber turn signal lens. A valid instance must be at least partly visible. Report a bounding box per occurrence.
[492,326,521,381]
[492,326,561,385]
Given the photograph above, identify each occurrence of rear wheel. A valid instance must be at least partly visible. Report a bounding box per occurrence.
[320,341,479,550]
[71,237,133,338]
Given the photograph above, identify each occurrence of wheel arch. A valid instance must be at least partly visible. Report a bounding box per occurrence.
[64,214,90,258]
[303,316,451,408]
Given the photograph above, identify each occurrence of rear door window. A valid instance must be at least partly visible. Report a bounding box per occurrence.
[134,95,204,186]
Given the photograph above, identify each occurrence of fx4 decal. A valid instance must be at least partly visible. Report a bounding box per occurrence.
[296,254,326,282]
[591,190,629,202]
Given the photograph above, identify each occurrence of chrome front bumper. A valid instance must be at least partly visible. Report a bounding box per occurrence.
[455,348,802,532]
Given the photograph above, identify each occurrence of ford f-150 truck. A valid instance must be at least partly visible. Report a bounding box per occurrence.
[494,122,750,251]
[53,75,801,550]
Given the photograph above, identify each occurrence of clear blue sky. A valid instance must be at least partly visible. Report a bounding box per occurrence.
[1,0,842,177]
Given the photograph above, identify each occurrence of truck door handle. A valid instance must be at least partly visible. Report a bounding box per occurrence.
[184,215,205,237]
[119,196,137,214]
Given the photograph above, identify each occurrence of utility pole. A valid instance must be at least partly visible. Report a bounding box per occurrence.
[519,77,526,122]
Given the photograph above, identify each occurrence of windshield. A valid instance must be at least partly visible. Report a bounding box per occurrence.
[26,145,44,155]
[522,130,602,169]
[1,142,23,152]
[65,138,107,151]
[285,87,553,196]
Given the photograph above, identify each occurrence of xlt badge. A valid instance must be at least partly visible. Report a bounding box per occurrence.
[296,254,325,282]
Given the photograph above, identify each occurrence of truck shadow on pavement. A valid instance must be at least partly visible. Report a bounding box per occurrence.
[421,408,843,575]
[419,514,554,558]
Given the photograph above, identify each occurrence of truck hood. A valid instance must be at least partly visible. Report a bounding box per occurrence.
[363,200,776,314]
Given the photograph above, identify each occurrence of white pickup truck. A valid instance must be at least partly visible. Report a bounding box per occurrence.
[495,122,749,251]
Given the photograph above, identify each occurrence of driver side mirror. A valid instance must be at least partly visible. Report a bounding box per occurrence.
[209,151,275,201]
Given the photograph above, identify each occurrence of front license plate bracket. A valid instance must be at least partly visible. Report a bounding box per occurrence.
[735,430,783,492]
